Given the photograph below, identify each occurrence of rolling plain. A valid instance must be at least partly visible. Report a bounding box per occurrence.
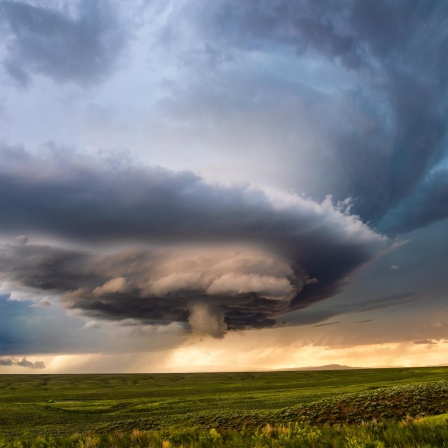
[1,366,448,446]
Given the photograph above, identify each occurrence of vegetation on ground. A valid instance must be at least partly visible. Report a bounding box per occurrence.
[0,367,448,446]
[1,417,448,447]
[277,381,448,426]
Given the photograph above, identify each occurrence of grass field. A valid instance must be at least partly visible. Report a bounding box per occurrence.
[1,366,448,446]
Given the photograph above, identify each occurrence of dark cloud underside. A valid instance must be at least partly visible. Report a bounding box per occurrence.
[0,148,387,335]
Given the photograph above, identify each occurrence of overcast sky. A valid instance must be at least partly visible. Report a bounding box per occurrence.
[1,0,448,373]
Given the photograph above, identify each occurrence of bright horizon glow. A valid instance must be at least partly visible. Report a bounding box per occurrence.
[3,333,448,374]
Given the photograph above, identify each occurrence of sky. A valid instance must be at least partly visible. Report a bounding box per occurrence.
[0,0,448,373]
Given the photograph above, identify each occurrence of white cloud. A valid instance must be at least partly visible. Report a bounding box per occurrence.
[207,273,294,299]
[92,277,129,296]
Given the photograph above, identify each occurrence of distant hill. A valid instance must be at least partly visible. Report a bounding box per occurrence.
[276,364,365,371]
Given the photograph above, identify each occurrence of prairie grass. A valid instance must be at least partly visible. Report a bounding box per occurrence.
[1,368,448,446]
[1,418,448,447]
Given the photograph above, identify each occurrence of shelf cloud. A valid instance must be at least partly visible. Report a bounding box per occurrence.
[0,149,387,336]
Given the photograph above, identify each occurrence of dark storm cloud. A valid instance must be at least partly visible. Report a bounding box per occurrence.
[0,146,385,248]
[0,242,300,334]
[179,0,448,235]
[0,148,387,335]
[0,238,381,335]
[0,0,125,85]
[0,357,45,369]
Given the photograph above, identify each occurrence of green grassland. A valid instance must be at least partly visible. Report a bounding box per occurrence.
[1,366,448,446]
